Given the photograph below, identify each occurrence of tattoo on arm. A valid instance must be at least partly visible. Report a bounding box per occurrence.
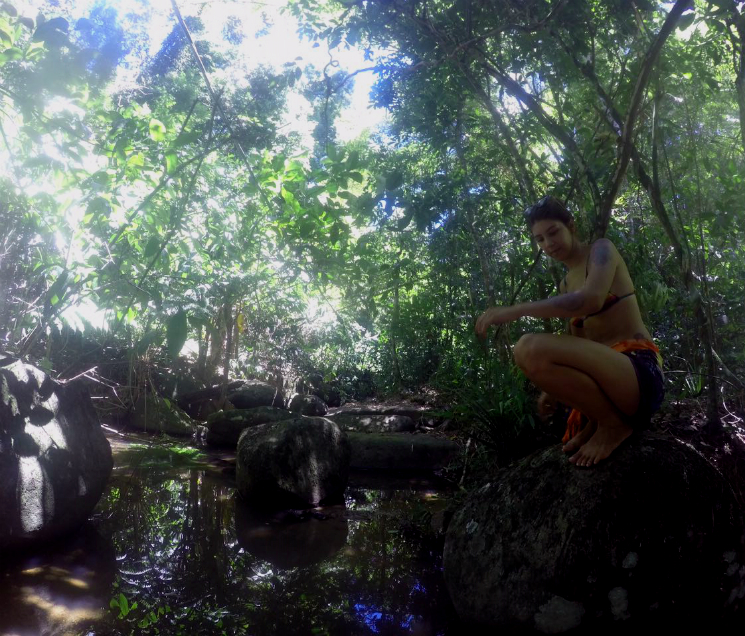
[591,241,612,267]
[633,332,646,341]
[555,292,584,311]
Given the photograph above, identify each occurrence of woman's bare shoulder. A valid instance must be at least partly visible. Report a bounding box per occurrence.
[589,238,622,265]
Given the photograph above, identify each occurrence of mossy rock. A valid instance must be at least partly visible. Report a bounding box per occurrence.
[206,407,293,447]
[129,394,195,437]
[443,433,745,631]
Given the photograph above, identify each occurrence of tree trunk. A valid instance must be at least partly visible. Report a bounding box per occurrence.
[220,303,234,403]
[730,4,745,153]
[596,0,693,237]
[390,263,403,391]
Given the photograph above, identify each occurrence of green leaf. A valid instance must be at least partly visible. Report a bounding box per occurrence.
[385,170,404,191]
[166,310,187,359]
[135,329,162,354]
[172,130,201,147]
[2,46,21,60]
[676,12,695,31]
[47,270,69,305]
[87,196,111,218]
[144,237,161,259]
[347,150,360,168]
[119,593,129,616]
[164,151,177,174]
[149,119,167,142]
[33,17,68,47]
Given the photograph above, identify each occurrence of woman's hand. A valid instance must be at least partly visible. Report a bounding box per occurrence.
[475,306,519,339]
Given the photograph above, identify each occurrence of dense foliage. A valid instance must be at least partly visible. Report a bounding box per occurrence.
[1,0,743,441]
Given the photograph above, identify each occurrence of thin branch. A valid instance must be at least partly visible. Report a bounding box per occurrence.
[170,0,274,219]
[596,0,694,237]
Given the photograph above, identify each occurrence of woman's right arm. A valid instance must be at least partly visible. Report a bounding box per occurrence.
[536,278,573,415]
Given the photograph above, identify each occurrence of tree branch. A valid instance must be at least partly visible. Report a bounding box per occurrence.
[596,0,694,237]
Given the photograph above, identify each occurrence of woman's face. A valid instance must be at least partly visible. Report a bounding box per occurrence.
[531,219,574,260]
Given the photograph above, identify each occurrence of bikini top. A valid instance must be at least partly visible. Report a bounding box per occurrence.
[564,253,635,329]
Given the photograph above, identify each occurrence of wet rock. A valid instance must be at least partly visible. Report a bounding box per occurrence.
[326,413,416,433]
[288,393,328,416]
[205,407,293,447]
[227,380,284,410]
[330,404,432,419]
[0,355,113,549]
[328,403,443,428]
[346,432,458,472]
[234,501,348,569]
[177,380,245,419]
[319,385,342,408]
[236,417,350,508]
[443,433,745,631]
[129,393,195,437]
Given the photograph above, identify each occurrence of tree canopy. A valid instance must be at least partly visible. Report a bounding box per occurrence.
[1,0,743,433]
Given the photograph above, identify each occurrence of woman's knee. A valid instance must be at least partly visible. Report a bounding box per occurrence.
[513,333,540,372]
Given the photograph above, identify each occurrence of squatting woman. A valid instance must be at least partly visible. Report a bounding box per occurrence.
[475,196,664,466]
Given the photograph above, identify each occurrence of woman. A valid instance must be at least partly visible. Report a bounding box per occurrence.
[475,196,664,466]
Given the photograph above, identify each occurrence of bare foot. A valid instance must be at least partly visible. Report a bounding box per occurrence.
[562,420,598,454]
[569,420,633,467]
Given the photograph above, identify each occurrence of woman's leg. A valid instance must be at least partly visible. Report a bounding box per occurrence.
[513,334,640,466]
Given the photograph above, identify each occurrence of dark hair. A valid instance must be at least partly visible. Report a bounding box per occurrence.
[523,196,573,227]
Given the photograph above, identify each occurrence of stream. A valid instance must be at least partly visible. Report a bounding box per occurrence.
[0,430,462,635]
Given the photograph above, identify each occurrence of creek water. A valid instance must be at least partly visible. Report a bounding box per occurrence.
[0,431,462,635]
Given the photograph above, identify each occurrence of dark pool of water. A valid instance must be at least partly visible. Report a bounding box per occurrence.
[0,432,462,636]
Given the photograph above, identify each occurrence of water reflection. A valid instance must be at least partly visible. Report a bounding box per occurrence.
[1,437,460,635]
[235,503,349,570]
[0,523,116,636]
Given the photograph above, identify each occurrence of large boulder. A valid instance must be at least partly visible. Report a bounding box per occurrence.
[205,407,293,447]
[177,380,245,419]
[288,393,328,416]
[0,355,113,549]
[443,433,745,631]
[236,417,351,508]
[129,393,196,437]
[228,380,284,409]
